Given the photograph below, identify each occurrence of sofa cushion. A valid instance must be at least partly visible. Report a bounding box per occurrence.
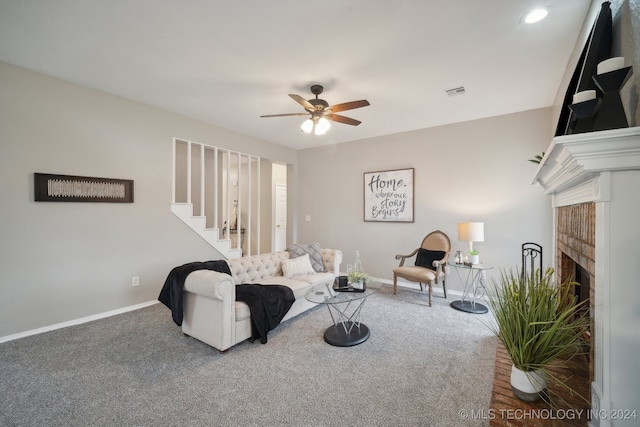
[234,301,251,321]
[251,277,312,299]
[287,242,326,272]
[251,272,334,299]
[281,254,316,279]
[290,272,336,286]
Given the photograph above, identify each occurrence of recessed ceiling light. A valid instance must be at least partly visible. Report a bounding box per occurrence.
[524,9,548,24]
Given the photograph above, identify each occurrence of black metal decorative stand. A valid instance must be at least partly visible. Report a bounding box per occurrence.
[522,243,542,283]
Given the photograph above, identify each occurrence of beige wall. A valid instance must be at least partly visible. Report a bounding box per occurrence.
[296,108,554,292]
[0,62,297,338]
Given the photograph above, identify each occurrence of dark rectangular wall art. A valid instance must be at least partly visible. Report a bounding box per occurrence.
[363,168,414,222]
[34,173,134,203]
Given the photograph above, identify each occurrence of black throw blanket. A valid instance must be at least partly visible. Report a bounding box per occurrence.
[236,284,295,344]
[158,261,295,344]
[158,260,231,326]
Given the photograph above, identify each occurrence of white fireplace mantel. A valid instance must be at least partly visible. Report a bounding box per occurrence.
[533,126,640,427]
[533,126,640,203]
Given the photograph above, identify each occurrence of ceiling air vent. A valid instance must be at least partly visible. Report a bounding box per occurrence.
[445,86,466,97]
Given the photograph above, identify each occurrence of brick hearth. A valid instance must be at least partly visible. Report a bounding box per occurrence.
[489,342,590,427]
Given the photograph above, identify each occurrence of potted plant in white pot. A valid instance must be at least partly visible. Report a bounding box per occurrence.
[486,267,589,402]
[468,249,480,264]
[347,269,369,290]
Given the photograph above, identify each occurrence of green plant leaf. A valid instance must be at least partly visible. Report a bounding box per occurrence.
[484,267,589,372]
[528,152,545,164]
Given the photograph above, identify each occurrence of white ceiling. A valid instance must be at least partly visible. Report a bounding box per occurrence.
[0,0,593,150]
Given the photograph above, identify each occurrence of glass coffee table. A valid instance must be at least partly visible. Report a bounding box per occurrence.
[305,280,379,347]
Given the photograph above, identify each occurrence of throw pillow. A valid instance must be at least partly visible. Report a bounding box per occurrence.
[286,242,325,272]
[415,249,446,271]
[281,254,316,279]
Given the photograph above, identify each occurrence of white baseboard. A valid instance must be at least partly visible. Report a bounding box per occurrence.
[0,300,160,344]
[372,276,467,298]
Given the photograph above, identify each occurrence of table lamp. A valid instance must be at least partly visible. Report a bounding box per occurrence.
[458,220,484,263]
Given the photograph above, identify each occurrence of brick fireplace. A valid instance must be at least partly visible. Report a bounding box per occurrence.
[533,126,640,427]
[557,202,596,400]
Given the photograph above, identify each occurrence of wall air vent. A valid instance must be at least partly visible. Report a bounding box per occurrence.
[445,86,466,97]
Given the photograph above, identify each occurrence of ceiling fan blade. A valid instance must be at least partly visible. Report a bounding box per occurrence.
[289,94,315,111]
[260,112,309,118]
[325,114,362,126]
[326,99,370,113]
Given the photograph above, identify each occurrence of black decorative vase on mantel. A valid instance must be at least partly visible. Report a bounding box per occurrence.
[592,66,633,131]
[568,98,601,134]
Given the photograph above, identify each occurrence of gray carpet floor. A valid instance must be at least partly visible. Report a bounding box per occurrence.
[0,284,496,427]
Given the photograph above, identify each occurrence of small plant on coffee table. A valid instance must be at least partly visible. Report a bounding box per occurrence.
[348,270,369,284]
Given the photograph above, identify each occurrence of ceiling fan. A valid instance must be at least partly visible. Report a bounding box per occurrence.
[261,85,370,135]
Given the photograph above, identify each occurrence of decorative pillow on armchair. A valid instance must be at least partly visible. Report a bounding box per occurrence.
[286,242,326,272]
[415,249,446,271]
[281,254,316,279]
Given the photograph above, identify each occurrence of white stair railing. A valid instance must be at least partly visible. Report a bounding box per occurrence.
[171,138,261,259]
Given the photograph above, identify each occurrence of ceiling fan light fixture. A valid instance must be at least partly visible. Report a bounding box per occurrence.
[301,118,314,133]
[264,84,370,136]
[315,117,331,135]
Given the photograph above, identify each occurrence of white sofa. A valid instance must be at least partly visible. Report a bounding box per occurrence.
[181,248,343,351]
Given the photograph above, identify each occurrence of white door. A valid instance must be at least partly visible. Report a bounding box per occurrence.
[274,183,287,251]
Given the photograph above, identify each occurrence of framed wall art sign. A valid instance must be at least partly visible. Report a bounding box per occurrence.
[363,168,414,222]
[34,173,134,203]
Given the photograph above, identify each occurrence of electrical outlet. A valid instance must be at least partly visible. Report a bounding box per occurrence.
[132,276,140,287]
[305,215,311,222]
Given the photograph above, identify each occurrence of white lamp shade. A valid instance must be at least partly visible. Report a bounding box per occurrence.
[458,221,484,242]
